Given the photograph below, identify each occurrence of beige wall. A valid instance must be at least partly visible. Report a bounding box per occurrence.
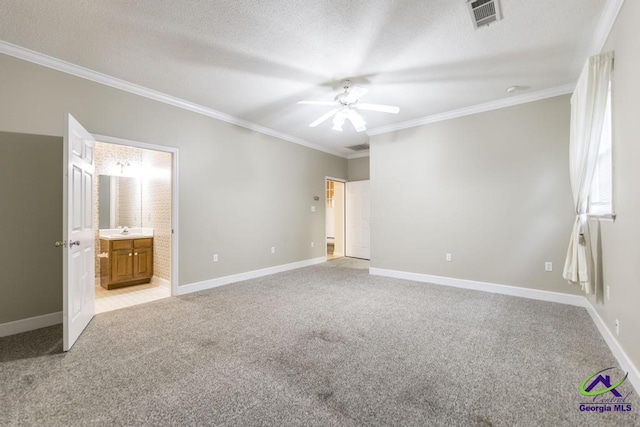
[0,132,63,324]
[370,95,580,295]
[348,156,370,181]
[590,0,640,373]
[0,54,347,324]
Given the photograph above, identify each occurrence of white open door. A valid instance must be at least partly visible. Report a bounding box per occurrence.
[346,180,370,260]
[63,114,96,351]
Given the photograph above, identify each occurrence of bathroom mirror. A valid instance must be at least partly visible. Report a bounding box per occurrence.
[98,175,142,228]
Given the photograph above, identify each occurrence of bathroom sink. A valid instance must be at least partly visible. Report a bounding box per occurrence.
[99,228,154,240]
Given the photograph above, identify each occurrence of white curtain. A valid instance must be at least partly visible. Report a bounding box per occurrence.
[562,51,614,293]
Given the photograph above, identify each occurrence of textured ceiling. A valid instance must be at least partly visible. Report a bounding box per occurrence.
[0,0,608,156]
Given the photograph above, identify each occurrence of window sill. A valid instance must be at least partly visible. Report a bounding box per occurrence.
[588,213,616,222]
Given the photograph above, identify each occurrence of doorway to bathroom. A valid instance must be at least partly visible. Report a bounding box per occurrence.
[326,178,345,260]
[93,137,175,314]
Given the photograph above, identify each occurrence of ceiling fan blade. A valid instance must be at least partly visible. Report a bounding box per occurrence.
[356,103,400,114]
[343,86,368,104]
[346,110,367,132]
[298,100,339,106]
[309,109,339,127]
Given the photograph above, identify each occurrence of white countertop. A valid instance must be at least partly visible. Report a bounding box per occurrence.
[99,228,154,240]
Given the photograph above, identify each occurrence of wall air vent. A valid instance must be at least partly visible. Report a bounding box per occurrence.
[346,143,370,151]
[467,0,502,29]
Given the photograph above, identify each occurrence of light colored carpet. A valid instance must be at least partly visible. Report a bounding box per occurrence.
[1,258,637,426]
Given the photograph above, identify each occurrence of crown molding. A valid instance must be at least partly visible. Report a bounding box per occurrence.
[4,0,622,158]
[366,84,575,136]
[589,0,625,56]
[0,40,347,158]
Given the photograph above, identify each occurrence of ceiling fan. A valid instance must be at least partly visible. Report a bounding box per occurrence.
[298,80,400,132]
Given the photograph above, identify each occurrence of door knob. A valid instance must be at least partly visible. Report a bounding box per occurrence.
[69,240,81,247]
[55,241,67,248]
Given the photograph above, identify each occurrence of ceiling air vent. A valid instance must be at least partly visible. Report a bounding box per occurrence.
[346,143,370,152]
[467,0,502,29]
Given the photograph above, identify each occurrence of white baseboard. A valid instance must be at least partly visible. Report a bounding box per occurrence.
[369,268,587,307]
[151,276,171,290]
[176,256,327,296]
[585,301,640,394]
[0,312,62,338]
[0,258,326,337]
[5,262,638,395]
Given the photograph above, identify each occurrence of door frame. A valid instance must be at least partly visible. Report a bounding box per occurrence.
[93,134,179,297]
[325,176,347,260]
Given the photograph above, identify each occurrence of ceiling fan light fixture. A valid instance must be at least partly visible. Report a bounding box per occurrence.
[332,111,346,131]
[347,109,367,132]
[300,79,398,132]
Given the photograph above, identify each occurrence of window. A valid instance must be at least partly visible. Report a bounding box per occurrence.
[588,82,613,218]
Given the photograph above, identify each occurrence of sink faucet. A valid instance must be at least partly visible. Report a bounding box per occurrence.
[121,226,129,234]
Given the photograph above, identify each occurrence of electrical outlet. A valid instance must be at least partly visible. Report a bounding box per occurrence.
[213,254,218,262]
[545,262,553,272]
[311,241,314,248]
[615,319,620,336]
[445,253,452,262]
[271,246,275,254]
[606,285,610,300]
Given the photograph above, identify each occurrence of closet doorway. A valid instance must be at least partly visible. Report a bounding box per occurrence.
[326,178,345,260]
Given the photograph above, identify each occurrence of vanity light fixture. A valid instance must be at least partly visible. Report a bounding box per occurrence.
[116,161,130,174]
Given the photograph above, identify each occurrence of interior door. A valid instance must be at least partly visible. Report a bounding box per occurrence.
[63,114,96,351]
[346,180,370,260]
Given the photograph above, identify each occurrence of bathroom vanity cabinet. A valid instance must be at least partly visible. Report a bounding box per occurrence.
[99,237,153,290]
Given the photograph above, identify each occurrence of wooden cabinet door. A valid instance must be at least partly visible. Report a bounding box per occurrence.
[133,238,153,279]
[101,238,152,289]
[111,249,133,282]
[133,247,153,279]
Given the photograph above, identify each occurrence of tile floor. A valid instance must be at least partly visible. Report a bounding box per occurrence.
[95,282,171,314]
[327,243,343,260]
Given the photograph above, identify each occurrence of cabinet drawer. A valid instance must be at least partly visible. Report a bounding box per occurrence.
[134,238,153,248]
[112,240,132,250]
